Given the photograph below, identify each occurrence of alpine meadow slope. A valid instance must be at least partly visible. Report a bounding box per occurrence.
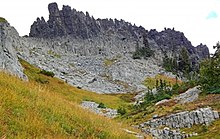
[0,2,220,139]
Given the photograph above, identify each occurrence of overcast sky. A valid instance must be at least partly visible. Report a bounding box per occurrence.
[1,0,220,53]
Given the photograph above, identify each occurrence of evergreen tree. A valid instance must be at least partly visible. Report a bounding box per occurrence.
[199,42,220,93]
[178,47,191,76]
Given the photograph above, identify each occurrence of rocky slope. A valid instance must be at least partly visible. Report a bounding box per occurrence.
[0,22,27,80]
[0,2,210,94]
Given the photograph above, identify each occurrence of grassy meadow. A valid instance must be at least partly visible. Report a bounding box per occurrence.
[0,59,136,138]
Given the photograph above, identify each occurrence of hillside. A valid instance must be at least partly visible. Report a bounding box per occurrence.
[0,59,219,139]
[0,2,220,139]
[0,59,137,138]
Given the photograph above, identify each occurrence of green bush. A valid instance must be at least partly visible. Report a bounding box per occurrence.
[168,79,197,96]
[199,125,208,133]
[98,102,106,108]
[0,17,7,23]
[39,70,55,77]
[117,106,127,115]
[132,47,154,59]
[35,78,49,84]
[172,106,183,112]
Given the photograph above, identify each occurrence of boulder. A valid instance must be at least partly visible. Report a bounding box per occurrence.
[174,86,201,104]
[81,101,118,118]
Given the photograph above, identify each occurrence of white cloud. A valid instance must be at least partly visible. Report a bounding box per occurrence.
[207,11,218,19]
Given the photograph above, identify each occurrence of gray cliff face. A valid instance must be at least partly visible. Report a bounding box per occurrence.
[0,22,27,80]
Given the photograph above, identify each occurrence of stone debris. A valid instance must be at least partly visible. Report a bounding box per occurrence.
[142,127,197,139]
[81,101,118,118]
[123,129,144,139]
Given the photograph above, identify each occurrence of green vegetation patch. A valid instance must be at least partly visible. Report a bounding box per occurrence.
[47,50,61,58]
[0,17,7,23]
[39,70,55,77]
[132,47,154,59]
[143,74,181,89]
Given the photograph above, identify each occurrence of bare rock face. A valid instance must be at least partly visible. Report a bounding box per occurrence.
[0,22,27,80]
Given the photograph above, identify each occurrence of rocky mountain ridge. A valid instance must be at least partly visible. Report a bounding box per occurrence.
[30,2,144,40]
[0,2,210,94]
[30,2,209,61]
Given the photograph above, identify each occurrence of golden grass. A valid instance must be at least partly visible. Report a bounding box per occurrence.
[20,59,129,109]
[143,74,182,89]
[187,119,220,139]
[0,60,136,138]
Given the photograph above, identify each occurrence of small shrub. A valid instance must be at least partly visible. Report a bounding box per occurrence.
[172,106,183,112]
[104,58,117,66]
[207,87,220,94]
[47,50,61,58]
[199,125,208,133]
[35,78,49,84]
[40,70,55,77]
[98,102,106,108]
[143,107,155,115]
[132,52,141,59]
[0,17,7,23]
[117,106,127,115]
[132,47,154,60]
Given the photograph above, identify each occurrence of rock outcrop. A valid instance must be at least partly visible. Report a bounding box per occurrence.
[0,22,27,80]
[139,107,219,138]
[81,101,118,118]
[195,43,210,59]
[174,86,201,104]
